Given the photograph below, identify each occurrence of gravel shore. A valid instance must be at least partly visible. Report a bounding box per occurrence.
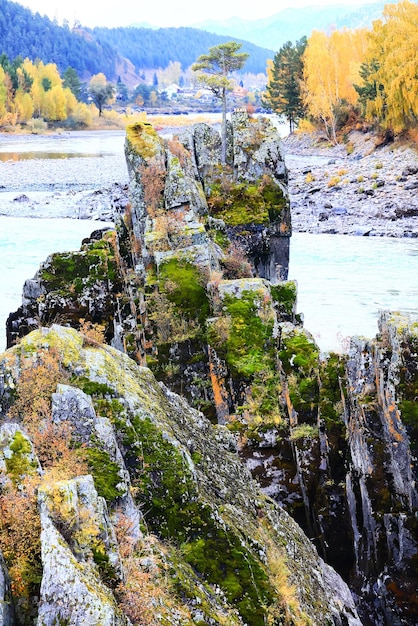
[0,130,129,219]
[282,130,418,238]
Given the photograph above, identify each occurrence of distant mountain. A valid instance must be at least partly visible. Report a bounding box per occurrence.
[194,1,408,50]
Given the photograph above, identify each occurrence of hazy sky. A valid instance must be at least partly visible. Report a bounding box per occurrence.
[19,0,382,28]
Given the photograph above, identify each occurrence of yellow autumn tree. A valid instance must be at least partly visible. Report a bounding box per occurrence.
[0,66,7,122]
[303,28,367,142]
[363,0,418,133]
[14,90,34,122]
[0,67,17,126]
[20,58,76,122]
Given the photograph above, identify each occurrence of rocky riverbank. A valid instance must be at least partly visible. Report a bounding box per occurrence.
[282,130,418,237]
[1,127,417,238]
[0,130,129,220]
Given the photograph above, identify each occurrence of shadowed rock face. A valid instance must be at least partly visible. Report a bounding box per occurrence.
[4,116,418,623]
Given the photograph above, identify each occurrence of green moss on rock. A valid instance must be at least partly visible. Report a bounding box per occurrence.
[126,416,275,625]
[271,281,297,321]
[158,258,209,321]
[85,446,125,502]
[6,430,37,484]
[207,177,286,227]
[218,290,275,378]
[40,234,119,294]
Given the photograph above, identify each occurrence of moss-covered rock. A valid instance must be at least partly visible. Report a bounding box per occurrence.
[0,326,362,625]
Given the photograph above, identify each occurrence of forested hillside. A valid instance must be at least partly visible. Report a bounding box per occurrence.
[0,0,117,78]
[0,0,272,83]
[90,26,273,75]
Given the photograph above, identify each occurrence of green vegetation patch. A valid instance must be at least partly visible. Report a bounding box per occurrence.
[280,329,320,422]
[5,431,37,484]
[72,376,115,398]
[40,235,119,294]
[206,227,230,250]
[127,416,274,625]
[207,176,287,226]
[279,330,319,376]
[398,336,418,450]
[270,281,297,321]
[157,259,209,321]
[319,353,347,429]
[86,446,125,502]
[146,258,210,346]
[210,290,275,378]
[91,542,119,588]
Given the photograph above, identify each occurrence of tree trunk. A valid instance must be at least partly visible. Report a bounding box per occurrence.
[221,87,227,165]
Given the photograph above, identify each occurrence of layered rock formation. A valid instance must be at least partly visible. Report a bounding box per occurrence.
[3,113,418,624]
[0,325,361,625]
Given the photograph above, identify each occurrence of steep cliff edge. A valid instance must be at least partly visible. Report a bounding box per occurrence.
[0,325,361,625]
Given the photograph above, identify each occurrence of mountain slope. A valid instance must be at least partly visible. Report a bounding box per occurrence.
[1,0,272,83]
[89,26,273,75]
[0,0,118,78]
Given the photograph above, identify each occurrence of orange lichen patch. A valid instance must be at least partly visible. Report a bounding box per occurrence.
[283,385,297,427]
[208,348,229,423]
[384,391,404,442]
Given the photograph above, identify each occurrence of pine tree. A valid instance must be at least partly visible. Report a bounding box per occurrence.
[63,66,81,99]
[192,41,248,164]
[263,37,307,133]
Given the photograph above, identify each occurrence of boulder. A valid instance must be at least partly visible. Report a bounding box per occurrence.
[37,475,129,626]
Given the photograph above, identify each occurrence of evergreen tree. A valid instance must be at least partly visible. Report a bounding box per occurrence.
[133,83,153,105]
[263,37,307,133]
[192,41,248,163]
[63,66,81,99]
[41,77,52,92]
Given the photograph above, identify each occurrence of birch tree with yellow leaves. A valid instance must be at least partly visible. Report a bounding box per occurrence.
[303,28,367,142]
[360,0,418,133]
[0,56,80,126]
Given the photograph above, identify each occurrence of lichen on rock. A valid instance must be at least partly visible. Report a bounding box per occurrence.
[0,325,362,625]
[3,114,418,624]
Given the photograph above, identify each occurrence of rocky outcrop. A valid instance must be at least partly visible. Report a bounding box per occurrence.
[342,313,418,624]
[4,118,418,624]
[0,550,13,626]
[6,228,124,349]
[0,324,361,625]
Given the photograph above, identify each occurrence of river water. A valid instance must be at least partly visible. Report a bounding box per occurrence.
[289,232,418,352]
[0,126,417,353]
[0,217,112,351]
